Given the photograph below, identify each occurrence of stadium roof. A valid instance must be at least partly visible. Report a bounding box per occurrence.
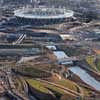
[14,8,74,19]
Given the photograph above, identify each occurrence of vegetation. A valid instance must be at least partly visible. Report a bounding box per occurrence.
[95,59,100,71]
[80,86,92,96]
[27,79,50,93]
[26,79,77,100]
[57,45,88,56]
[13,76,26,95]
[86,56,100,71]
[18,67,51,78]
[86,56,97,70]
[53,79,79,92]
[26,62,58,72]
[27,79,66,94]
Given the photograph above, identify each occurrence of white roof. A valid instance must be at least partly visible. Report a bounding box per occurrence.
[60,34,75,40]
[14,8,74,19]
[46,45,57,50]
[60,61,73,65]
[53,51,69,60]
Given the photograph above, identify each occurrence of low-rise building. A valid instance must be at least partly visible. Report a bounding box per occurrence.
[60,34,76,41]
[46,45,57,51]
[53,51,73,65]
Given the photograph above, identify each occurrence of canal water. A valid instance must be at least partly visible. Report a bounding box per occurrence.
[68,66,100,91]
[0,96,10,100]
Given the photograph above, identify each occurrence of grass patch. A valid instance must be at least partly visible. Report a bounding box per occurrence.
[18,67,51,78]
[27,79,50,93]
[86,56,100,71]
[86,56,97,71]
[95,59,100,71]
[27,79,67,95]
[54,79,79,92]
[57,45,88,56]
[26,79,77,99]
[46,84,65,94]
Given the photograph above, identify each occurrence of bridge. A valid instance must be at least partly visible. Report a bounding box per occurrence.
[13,34,26,45]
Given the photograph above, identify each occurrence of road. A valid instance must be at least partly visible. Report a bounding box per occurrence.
[0,65,28,100]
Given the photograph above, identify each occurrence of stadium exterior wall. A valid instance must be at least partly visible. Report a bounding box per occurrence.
[16,16,67,25]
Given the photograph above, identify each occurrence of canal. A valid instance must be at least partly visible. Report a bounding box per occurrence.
[0,96,10,100]
[68,66,100,91]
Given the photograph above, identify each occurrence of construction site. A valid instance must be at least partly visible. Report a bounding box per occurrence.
[0,0,100,100]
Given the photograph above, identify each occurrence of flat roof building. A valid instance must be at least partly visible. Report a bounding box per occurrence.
[53,51,73,65]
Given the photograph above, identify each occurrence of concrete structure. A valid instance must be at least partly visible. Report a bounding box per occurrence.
[60,34,76,41]
[46,45,57,50]
[53,51,73,65]
[14,7,74,25]
[0,48,41,56]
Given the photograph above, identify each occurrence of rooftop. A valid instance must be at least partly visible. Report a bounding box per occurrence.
[14,8,74,19]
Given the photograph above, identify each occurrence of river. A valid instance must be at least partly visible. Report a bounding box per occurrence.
[0,96,10,100]
[68,66,100,91]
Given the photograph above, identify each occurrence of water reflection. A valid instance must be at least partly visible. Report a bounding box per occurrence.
[68,66,100,91]
[0,96,10,100]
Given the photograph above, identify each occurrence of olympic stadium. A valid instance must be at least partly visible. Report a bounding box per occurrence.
[14,8,74,26]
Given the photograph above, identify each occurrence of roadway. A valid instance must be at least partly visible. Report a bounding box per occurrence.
[0,65,28,100]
